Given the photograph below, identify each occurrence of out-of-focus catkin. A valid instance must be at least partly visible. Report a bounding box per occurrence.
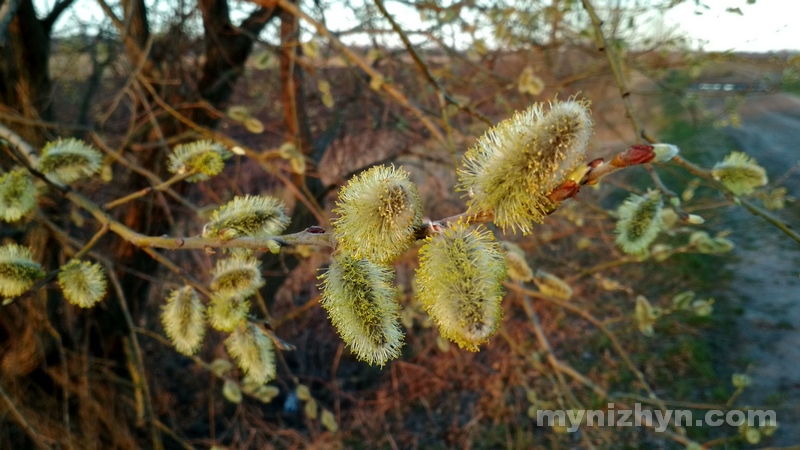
[615,190,664,255]
[58,260,108,308]
[161,286,206,355]
[711,151,768,196]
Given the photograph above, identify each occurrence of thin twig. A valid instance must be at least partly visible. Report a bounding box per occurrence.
[262,0,446,144]
[105,267,163,450]
[0,383,54,449]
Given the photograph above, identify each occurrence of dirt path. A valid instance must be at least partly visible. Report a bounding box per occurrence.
[718,92,800,446]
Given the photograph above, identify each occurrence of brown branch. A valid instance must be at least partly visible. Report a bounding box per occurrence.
[42,0,77,33]
[257,0,446,144]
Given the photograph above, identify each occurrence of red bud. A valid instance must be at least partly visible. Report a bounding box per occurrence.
[613,145,655,167]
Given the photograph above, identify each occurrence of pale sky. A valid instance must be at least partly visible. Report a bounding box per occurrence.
[662,0,800,52]
[41,0,800,53]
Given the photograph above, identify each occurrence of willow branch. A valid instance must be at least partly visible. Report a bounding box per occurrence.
[672,156,800,244]
[105,267,163,450]
[580,0,652,144]
[0,384,54,449]
[104,172,194,210]
[260,0,446,144]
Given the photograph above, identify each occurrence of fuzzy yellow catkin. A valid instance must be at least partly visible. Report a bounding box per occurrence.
[458,99,593,233]
[711,151,768,196]
[416,223,507,351]
[161,286,206,355]
[615,190,664,255]
[38,138,102,185]
[168,140,232,182]
[634,295,659,336]
[58,260,108,308]
[0,168,36,222]
[208,293,250,332]
[225,323,276,384]
[532,270,572,300]
[501,241,533,282]
[332,165,424,264]
[202,195,290,241]
[319,255,404,367]
[210,256,264,297]
[0,244,45,298]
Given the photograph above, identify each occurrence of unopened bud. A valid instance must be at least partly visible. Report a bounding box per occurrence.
[651,143,679,162]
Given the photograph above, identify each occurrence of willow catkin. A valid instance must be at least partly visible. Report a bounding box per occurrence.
[0,168,36,222]
[210,256,264,297]
[711,151,768,196]
[161,286,206,355]
[615,190,664,255]
[319,255,403,366]
[203,195,290,241]
[458,99,592,233]
[225,323,276,384]
[332,165,424,264]
[38,138,102,185]
[416,223,507,351]
[168,140,232,182]
[58,260,107,308]
[0,244,45,298]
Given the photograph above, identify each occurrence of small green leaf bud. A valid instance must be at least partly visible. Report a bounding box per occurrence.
[732,373,752,389]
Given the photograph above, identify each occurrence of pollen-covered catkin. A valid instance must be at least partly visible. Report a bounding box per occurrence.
[210,256,264,297]
[58,260,108,308]
[711,151,768,196]
[161,286,206,355]
[203,195,290,241]
[615,190,664,255]
[458,99,592,233]
[0,168,36,222]
[225,323,276,384]
[208,293,250,332]
[168,140,232,182]
[38,138,102,185]
[319,255,403,366]
[0,244,45,298]
[416,223,507,351]
[332,165,424,264]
